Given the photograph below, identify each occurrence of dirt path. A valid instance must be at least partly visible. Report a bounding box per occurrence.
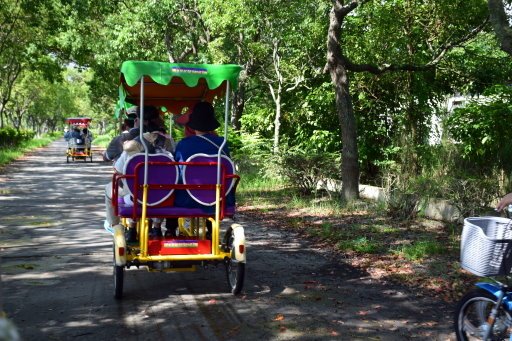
[0,139,455,340]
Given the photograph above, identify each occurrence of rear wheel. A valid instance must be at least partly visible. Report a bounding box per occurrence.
[454,288,512,340]
[226,258,245,295]
[113,246,124,299]
[224,229,245,295]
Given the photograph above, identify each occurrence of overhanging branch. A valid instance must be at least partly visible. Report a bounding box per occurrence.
[344,17,489,75]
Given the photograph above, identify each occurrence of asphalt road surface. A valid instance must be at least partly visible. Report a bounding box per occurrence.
[0,139,456,340]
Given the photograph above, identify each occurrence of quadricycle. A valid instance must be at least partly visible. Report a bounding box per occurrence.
[109,61,246,299]
[65,117,93,163]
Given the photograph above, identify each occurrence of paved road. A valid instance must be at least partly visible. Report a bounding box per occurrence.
[0,139,456,340]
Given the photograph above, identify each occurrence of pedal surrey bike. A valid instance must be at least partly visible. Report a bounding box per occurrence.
[65,117,93,163]
[110,61,246,299]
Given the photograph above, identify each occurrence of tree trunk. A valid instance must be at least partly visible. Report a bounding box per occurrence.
[273,93,281,154]
[338,74,359,201]
[326,1,360,201]
[488,0,512,56]
[0,103,4,128]
[231,81,245,131]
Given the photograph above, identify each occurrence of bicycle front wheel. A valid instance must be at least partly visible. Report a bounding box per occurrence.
[455,288,512,340]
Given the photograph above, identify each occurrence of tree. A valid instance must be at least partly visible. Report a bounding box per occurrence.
[325,0,488,201]
[0,0,68,129]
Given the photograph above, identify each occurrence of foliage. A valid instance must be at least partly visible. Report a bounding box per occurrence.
[439,175,501,218]
[275,147,340,195]
[393,240,447,261]
[445,84,512,176]
[0,127,35,148]
[0,0,511,214]
[230,131,277,181]
[0,133,55,166]
[383,140,502,220]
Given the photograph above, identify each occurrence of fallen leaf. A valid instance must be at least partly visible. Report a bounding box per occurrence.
[273,314,285,321]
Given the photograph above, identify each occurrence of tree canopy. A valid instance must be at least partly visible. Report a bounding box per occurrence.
[1,0,512,203]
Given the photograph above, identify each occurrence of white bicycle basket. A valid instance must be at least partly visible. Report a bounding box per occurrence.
[461,216,512,277]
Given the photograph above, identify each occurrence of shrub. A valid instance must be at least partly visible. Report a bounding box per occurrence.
[276,147,340,195]
[0,127,35,148]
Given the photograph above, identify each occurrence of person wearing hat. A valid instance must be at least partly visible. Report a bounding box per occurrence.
[174,101,227,162]
[102,106,170,240]
[102,105,163,162]
[104,121,175,242]
[173,101,233,208]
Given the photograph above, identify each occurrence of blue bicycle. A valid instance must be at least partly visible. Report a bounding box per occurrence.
[455,216,512,340]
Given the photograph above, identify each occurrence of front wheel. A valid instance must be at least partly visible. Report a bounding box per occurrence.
[454,288,512,340]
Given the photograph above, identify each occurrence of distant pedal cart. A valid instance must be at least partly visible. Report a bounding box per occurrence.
[110,61,246,299]
[65,117,93,163]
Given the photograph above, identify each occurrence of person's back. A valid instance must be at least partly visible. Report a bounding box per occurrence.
[173,102,233,208]
[71,128,81,137]
[81,128,93,144]
[69,128,84,147]
[175,133,229,162]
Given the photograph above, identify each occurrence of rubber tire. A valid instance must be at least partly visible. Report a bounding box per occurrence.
[454,288,511,340]
[113,248,124,300]
[226,256,245,295]
[223,228,245,295]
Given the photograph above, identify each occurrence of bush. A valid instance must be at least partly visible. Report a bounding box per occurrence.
[230,132,274,176]
[0,127,35,149]
[276,148,340,195]
[383,164,501,221]
[438,176,500,218]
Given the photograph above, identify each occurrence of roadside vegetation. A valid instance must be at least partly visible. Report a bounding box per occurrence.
[236,169,475,303]
[0,128,59,167]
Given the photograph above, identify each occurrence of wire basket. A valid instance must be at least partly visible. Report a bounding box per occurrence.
[461,216,512,277]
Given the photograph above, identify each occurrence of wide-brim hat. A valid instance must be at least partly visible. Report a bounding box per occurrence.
[187,102,220,132]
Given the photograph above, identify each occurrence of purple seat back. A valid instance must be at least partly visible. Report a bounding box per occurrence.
[183,153,235,206]
[122,153,178,206]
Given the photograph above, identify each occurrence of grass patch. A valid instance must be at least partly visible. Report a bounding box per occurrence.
[393,240,446,261]
[16,263,36,270]
[92,134,112,148]
[0,135,58,167]
[337,236,382,254]
[27,221,54,228]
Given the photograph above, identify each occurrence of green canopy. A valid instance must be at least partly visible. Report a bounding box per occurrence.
[116,61,242,117]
